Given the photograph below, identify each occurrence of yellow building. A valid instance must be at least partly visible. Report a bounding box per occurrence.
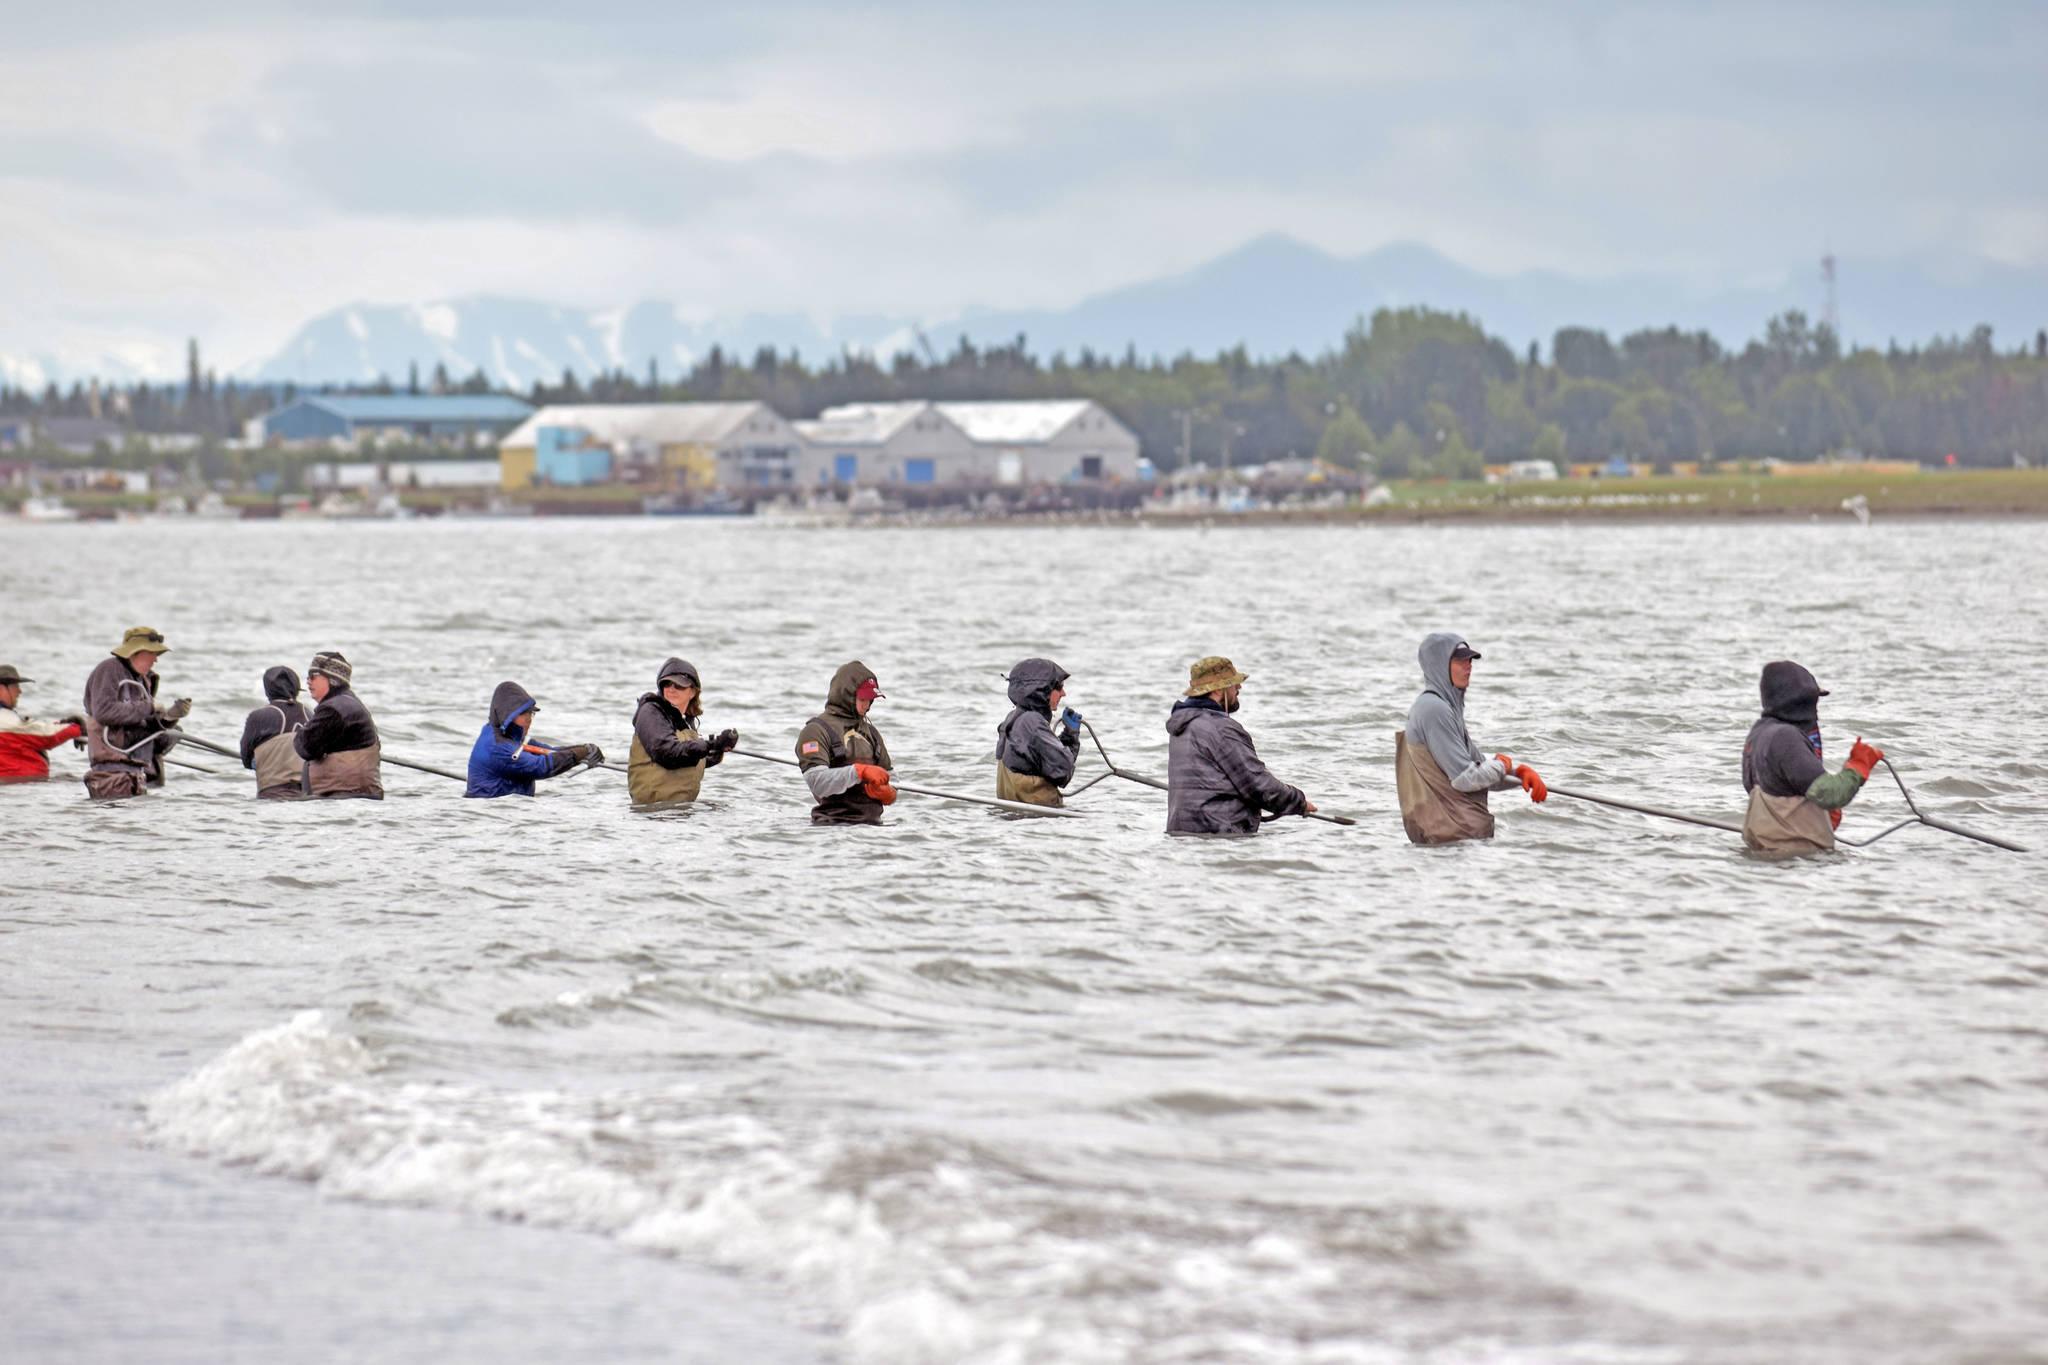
[497,402,804,493]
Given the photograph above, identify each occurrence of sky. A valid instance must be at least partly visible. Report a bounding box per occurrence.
[3,0,2045,380]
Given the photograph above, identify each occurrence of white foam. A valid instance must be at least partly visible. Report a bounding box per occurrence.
[144,1014,1503,1364]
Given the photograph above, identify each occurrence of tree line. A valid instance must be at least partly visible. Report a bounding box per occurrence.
[7,312,2048,476]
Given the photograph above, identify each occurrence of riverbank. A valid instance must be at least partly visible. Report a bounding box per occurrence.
[1344,467,2048,523]
[7,468,2046,527]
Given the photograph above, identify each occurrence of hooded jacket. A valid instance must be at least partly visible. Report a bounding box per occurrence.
[1740,661,1861,854]
[295,677,382,798]
[0,701,84,782]
[82,654,170,787]
[995,657,1078,805]
[1406,633,1516,794]
[1742,662,1830,797]
[1396,632,1517,844]
[628,656,724,805]
[1164,696,1306,835]
[238,667,314,794]
[796,660,893,826]
[466,680,580,798]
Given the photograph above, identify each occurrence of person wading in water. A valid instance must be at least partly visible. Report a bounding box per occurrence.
[796,661,895,826]
[994,657,1081,808]
[82,626,189,800]
[238,666,314,800]
[627,659,736,806]
[1395,633,1547,845]
[465,681,605,798]
[1165,655,1315,835]
[0,664,86,784]
[295,651,382,800]
[1741,660,1883,856]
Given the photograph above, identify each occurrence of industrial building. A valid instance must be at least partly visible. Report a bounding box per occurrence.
[795,399,1140,486]
[248,394,534,447]
[496,402,804,492]
[790,402,977,486]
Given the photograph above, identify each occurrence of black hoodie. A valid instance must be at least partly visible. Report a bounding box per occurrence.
[1742,661,1828,797]
[632,656,724,771]
[995,657,1077,786]
[239,666,313,768]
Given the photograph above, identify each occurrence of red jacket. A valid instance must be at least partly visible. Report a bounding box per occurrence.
[0,704,83,780]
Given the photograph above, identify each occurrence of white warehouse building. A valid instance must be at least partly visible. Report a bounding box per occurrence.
[794,399,1140,487]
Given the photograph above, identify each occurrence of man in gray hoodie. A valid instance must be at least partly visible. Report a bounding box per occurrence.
[1395,633,1546,844]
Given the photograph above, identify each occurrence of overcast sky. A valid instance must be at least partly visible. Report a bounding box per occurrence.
[3,1,2044,378]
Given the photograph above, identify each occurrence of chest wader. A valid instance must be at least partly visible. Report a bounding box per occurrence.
[629,722,707,804]
[1394,730,1494,845]
[1741,788,1836,856]
[306,743,384,800]
[995,764,1062,807]
[252,708,306,799]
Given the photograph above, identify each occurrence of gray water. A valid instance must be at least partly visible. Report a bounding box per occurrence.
[3,517,2044,1365]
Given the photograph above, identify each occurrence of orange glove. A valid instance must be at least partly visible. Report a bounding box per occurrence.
[1829,808,1843,831]
[1493,753,1513,773]
[1844,737,1884,782]
[1513,764,1548,802]
[853,762,897,804]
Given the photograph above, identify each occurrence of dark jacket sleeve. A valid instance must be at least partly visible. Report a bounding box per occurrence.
[1759,725,1826,796]
[1003,714,1078,787]
[86,662,158,729]
[1207,720,1306,816]
[240,707,281,769]
[294,701,342,761]
[635,701,715,770]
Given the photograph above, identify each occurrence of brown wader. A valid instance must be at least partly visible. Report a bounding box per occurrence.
[629,723,707,804]
[995,765,1062,807]
[251,708,307,799]
[1741,789,1835,856]
[1394,730,1495,845]
[306,744,383,800]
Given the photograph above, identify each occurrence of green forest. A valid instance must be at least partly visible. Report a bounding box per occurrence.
[8,308,2048,475]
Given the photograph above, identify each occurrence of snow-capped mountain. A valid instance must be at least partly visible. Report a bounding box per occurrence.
[14,237,2045,389]
[249,239,2048,389]
[248,298,915,389]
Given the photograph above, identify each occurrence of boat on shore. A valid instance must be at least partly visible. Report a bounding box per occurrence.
[17,496,80,522]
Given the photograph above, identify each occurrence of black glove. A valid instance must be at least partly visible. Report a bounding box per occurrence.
[61,713,87,730]
[581,744,605,766]
[712,729,739,752]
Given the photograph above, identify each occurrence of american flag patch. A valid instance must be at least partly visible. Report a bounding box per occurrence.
[801,741,821,755]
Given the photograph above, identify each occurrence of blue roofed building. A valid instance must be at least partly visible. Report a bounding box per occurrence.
[247,394,535,448]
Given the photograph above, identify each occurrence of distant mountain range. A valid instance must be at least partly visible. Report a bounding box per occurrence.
[16,235,2048,389]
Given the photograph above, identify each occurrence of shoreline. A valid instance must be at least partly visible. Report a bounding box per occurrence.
[9,470,2048,528]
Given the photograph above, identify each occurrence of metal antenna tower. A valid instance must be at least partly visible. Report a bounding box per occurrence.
[1821,250,1840,338]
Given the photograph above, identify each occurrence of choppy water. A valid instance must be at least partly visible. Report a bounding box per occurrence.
[4,517,2045,1364]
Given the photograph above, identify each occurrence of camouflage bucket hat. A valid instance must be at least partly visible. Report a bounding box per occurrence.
[1184,655,1249,697]
[112,626,171,659]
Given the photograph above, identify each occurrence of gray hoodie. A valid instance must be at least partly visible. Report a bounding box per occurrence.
[1406,632,1515,794]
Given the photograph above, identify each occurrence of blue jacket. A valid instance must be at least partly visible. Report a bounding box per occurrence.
[465,682,575,798]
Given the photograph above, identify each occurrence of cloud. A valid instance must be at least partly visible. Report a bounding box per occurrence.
[1,2,2045,377]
